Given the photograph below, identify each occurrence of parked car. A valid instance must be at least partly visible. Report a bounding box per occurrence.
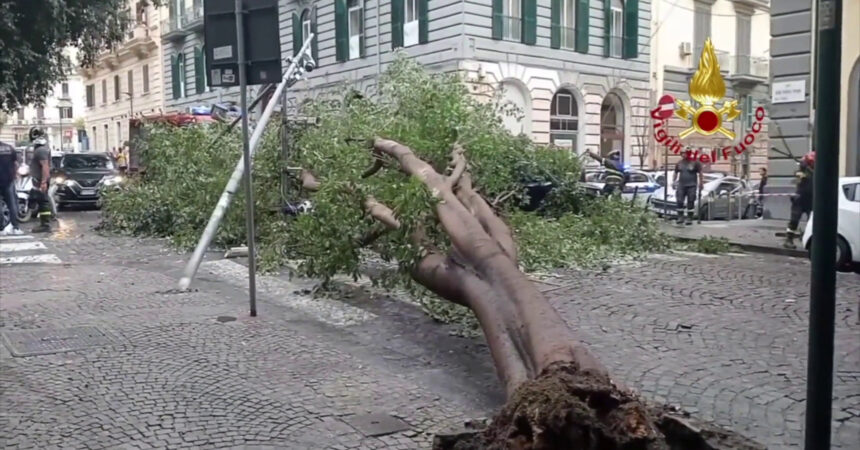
[52,153,124,207]
[802,176,860,269]
[649,174,757,220]
[582,169,662,206]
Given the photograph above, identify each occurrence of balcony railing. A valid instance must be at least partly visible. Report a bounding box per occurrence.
[185,5,204,31]
[693,47,732,71]
[161,14,188,40]
[498,15,522,42]
[731,55,769,78]
[553,25,576,50]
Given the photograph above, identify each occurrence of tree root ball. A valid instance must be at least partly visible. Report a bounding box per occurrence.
[435,362,765,450]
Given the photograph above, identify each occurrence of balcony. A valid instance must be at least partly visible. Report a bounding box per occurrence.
[185,5,204,32]
[162,14,189,41]
[692,47,732,73]
[124,23,158,58]
[730,55,769,83]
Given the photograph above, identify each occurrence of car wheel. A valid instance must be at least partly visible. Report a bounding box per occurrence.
[807,236,852,269]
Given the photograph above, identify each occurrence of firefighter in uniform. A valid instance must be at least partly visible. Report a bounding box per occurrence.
[28,127,54,233]
[586,149,626,195]
[783,151,814,248]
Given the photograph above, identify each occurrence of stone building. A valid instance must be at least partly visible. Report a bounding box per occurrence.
[768,0,859,219]
[79,0,165,153]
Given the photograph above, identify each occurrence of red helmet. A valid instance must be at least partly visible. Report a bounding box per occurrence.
[802,151,815,168]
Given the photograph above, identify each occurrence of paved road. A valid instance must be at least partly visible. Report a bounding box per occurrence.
[1,210,859,449]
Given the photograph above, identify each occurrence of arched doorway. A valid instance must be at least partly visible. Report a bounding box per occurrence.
[550,88,580,153]
[498,80,531,137]
[600,92,625,158]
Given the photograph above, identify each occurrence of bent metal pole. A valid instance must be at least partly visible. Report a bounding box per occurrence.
[178,34,316,291]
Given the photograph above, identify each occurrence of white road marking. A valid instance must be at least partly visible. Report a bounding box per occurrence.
[201,259,376,327]
[0,234,35,241]
[0,254,62,265]
[673,250,721,258]
[0,241,47,252]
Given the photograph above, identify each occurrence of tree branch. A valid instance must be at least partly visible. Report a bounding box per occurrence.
[300,169,320,191]
[361,158,384,178]
[456,173,518,262]
[446,143,467,188]
[364,197,401,230]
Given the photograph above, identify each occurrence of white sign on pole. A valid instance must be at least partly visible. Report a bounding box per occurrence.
[772,80,806,104]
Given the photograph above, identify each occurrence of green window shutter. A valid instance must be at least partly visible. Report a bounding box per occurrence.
[622,0,639,59]
[418,0,429,44]
[550,0,561,49]
[522,0,537,45]
[292,12,302,57]
[171,55,180,100]
[392,0,404,49]
[194,47,204,94]
[335,0,348,62]
[576,0,589,53]
[492,0,503,40]
[603,0,611,57]
[311,7,319,64]
[359,7,366,58]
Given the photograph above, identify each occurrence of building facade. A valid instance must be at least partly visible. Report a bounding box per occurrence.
[768,0,858,219]
[649,0,770,176]
[0,50,87,152]
[264,0,653,165]
[80,0,165,153]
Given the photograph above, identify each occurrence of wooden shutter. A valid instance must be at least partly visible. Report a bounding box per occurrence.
[194,47,205,94]
[171,55,180,100]
[392,0,404,49]
[292,12,302,56]
[311,7,319,64]
[576,0,589,53]
[359,6,366,58]
[492,0,503,40]
[550,0,561,49]
[522,0,537,45]
[603,0,611,57]
[335,0,348,62]
[418,0,429,44]
[622,0,638,59]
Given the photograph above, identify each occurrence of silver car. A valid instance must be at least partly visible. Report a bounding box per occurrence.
[649,174,758,220]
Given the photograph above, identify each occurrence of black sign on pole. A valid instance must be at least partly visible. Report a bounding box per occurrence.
[203,0,282,87]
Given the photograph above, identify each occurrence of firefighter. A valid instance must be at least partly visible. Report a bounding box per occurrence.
[673,150,704,226]
[586,149,626,195]
[28,127,53,233]
[783,151,815,249]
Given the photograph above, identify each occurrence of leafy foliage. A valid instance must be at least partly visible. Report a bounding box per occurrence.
[101,55,672,297]
[0,0,161,110]
[687,236,732,254]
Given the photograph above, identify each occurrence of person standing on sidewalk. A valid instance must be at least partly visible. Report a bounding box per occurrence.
[0,140,24,236]
[783,152,815,249]
[28,128,53,233]
[673,151,704,226]
[756,167,768,218]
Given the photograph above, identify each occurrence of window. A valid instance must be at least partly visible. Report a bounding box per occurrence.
[61,82,69,97]
[114,75,121,101]
[502,0,521,42]
[743,96,755,129]
[36,107,44,119]
[102,79,107,104]
[294,8,318,63]
[59,107,73,119]
[302,10,312,46]
[348,0,363,60]
[103,124,109,150]
[736,14,752,74]
[694,3,711,58]
[172,53,186,99]
[559,0,575,49]
[550,89,579,151]
[127,70,134,97]
[86,85,95,107]
[116,121,122,149]
[142,64,150,93]
[92,127,97,150]
[610,0,623,58]
[843,183,860,202]
[136,1,146,24]
[17,108,24,120]
[194,47,208,94]
[404,0,419,47]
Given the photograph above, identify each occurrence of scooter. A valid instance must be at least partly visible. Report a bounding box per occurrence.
[13,166,36,222]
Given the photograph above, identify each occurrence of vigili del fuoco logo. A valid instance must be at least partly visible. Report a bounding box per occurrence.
[650,38,766,164]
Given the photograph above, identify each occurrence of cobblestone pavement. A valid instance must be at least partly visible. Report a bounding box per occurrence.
[540,252,860,449]
[2,210,859,449]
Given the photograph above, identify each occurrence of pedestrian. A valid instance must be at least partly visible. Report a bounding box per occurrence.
[673,150,704,225]
[757,167,768,218]
[783,152,815,249]
[117,142,129,174]
[0,140,24,236]
[27,128,53,233]
[586,149,626,195]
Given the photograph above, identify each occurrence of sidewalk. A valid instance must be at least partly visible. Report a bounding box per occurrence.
[660,218,808,257]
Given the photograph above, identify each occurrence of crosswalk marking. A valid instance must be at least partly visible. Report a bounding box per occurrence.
[0,254,62,265]
[0,234,33,241]
[0,241,47,252]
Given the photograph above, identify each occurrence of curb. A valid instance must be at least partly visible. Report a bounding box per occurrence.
[671,235,808,258]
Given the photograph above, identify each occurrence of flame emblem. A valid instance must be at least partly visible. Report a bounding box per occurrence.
[675,38,741,139]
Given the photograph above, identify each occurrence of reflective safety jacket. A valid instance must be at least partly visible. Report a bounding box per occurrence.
[600,158,626,187]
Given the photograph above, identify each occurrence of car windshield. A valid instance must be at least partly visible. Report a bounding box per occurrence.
[62,155,114,169]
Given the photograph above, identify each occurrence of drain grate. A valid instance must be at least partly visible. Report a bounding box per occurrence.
[342,413,410,437]
[2,326,114,357]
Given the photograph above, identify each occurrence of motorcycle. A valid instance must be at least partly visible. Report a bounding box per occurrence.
[13,166,36,222]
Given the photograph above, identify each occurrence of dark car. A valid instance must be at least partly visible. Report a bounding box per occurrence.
[52,153,124,207]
